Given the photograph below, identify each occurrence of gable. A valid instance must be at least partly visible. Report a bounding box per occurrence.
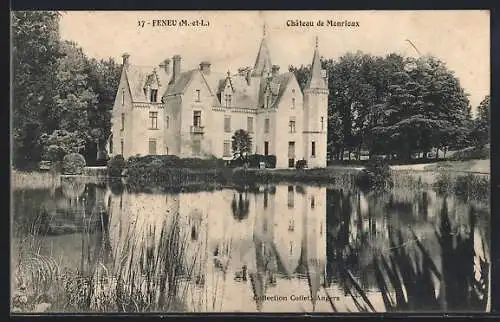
[124,65,170,102]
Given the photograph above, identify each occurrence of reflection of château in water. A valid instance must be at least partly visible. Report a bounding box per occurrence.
[106,185,327,312]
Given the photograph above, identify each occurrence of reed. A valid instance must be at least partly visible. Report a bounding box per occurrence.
[12,201,199,313]
[331,199,490,313]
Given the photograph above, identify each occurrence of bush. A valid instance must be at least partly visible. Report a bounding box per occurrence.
[62,153,86,175]
[296,159,307,169]
[126,155,225,170]
[355,157,393,192]
[107,155,126,178]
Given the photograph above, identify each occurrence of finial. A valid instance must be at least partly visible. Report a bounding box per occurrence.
[315,36,319,49]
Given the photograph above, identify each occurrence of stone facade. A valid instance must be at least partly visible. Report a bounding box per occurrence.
[108,34,329,168]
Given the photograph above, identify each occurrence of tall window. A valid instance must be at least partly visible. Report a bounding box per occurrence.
[225,94,232,107]
[193,111,201,127]
[311,195,315,209]
[266,94,271,108]
[109,134,113,154]
[311,141,316,157]
[288,219,295,232]
[150,89,158,103]
[120,139,124,155]
[289,117,296,133]
[122,89,125,106]
[121,113,125,131]
[321,116,325,130]
[195,89,201,102]
[264,141,269,156]
[247,117,254,133]
[264,118,270,133]
[290,242,293,255]
[149,111,158,129]
[166,116,170,129]
[224,116,231,133]
[291,97,295,109]
[223,140,231,157]
[193,140,201,156]
[263,190,268,209]
[149,139,157,155]
[287,185,294,208]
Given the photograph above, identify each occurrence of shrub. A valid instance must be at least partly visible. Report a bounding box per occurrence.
[107,155,126,178]
[296,159,307,169]
[126,155,225,170]
[355,157,393,192]
[62,153,86,175]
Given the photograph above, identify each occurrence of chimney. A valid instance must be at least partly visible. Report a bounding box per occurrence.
[172,55,181,83]
[199,61,211,75]
[122,53,130,67]
[271,65,280,77]
[159,59,171,74]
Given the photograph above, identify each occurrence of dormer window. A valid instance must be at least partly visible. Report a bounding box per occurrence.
[225,94,232,107]
[150,89,158,103]
[195,89,201,102]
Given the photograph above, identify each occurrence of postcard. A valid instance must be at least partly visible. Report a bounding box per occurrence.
[11,10,490,313]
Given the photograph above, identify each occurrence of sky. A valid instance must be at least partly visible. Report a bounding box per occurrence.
[59,10,490,113]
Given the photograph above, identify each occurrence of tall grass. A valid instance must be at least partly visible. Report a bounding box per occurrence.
[12,198,199,313]
[12,170,60,190]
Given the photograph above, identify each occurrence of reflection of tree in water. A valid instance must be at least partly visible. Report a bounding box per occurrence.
[231,192,249,221]
[325,185,490,312]
[61,177,86,200]
[108,178,124,196]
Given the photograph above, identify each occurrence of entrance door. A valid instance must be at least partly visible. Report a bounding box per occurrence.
[288,141,295,168]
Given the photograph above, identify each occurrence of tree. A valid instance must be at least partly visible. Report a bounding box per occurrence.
[12,11,61,168]
[38,130,86,162]
[231,129,252,158]
[470,95,490,147]
[41,40,98,162]
[86,57,122,161]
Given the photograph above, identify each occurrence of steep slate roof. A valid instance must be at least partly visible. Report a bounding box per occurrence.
[164,69,225,108]
[123,35,301,109]
[306,44,327,89]
[217,74,262,109]
[251,37,272,77]
[124,65,170,102]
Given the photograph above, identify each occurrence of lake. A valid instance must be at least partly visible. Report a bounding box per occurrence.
[11,172,490,313]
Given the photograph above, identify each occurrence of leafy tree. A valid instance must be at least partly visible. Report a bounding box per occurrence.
[470,95,490,147]
[86,57,122,161]
[11,11,61,168]
[231,129,252,158]
[41,40,98,163]
[38,130,86,161]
